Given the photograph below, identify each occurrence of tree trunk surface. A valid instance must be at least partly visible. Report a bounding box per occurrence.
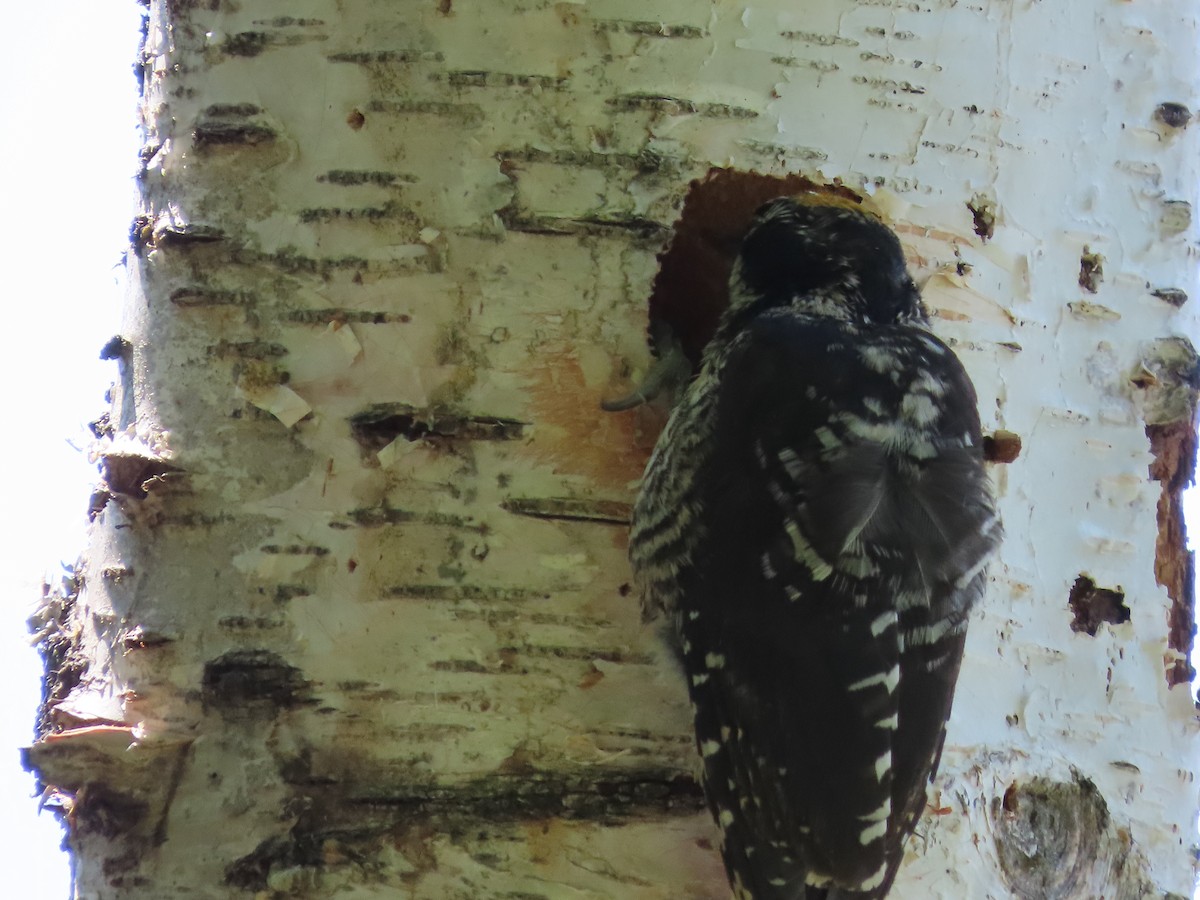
[26,1,1199,898]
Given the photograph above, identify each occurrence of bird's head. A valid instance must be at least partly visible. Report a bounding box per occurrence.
[727,195,925,327]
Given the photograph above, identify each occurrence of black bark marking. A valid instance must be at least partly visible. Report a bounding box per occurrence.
[1067,575,1130,636]
[501,497,632,524]
[202,650,311,711]
[349,404,526,453]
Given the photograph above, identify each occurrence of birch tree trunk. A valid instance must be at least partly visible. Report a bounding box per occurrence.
[26,1,1198,898]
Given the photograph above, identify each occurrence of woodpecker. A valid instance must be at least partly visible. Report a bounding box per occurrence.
[627,196,1000,899]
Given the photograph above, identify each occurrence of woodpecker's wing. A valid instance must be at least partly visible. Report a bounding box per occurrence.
[670,309,998,898]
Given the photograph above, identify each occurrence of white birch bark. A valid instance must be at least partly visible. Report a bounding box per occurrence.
[25,1,1198,898]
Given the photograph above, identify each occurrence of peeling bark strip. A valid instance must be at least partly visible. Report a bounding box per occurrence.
[26,0,1200,896]
[1137,337,1200,686]
[29,576,88,737]
[1148,420,1198,687]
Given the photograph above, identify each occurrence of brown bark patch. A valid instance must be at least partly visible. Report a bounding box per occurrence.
[983,429,1022,463]
[524,345,653,488]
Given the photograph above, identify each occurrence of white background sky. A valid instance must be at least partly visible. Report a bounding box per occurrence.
[0,2,141,894]
[0,4,1195,898]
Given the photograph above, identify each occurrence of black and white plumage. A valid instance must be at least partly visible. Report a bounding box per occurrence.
[628,197,1000,899]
